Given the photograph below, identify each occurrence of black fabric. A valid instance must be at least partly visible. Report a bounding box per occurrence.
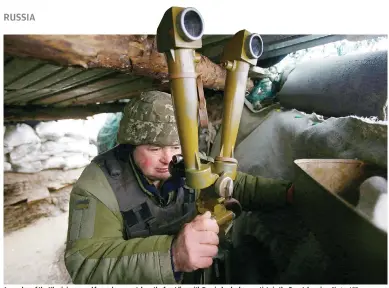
[277,50,388,120]
[230,235,277,284]
[122,210,138,227]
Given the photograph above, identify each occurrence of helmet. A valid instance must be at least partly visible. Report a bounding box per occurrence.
[117,91,180,146]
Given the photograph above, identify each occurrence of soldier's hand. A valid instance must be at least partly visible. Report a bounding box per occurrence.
[172,211,219,272]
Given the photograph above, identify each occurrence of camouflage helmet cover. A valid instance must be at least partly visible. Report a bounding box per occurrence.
[117,91,180,146]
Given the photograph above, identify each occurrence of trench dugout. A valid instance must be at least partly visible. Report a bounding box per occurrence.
[209,49,388,284]
[96,49,388,284]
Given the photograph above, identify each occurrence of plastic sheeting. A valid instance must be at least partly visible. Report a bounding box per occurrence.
[96,112,123,154]
[210,104,387,283]
[277,50,388,120]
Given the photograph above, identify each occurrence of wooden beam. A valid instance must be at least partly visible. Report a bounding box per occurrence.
[4,103,126,122]
[74,81,169,106]
[4,35,254,92]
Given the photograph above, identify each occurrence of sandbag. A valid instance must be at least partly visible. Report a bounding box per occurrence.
[35,116,108,143]
[3,123,41,148]
[62,154,90,170]
[84,113,110,144]
[4,146,13,154]
[13,161,43,173]
[40,137,90,155]
[40,141,66,155]
[4,161,12,172]
[373,193,388,232]
[57,119,88,140]
[10,150,50,165]
[4,121,95,173]
[41,156,67,170]
[88,144,98,158]
[9,142,41,162]
[212,107,387,181]
[60,138,90,154]
[35,121,66,141]
[357,176,387,231]
[277,50,388,120]
[212,107,387,284]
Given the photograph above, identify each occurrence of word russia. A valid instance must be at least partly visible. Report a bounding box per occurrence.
[4,13,36,21]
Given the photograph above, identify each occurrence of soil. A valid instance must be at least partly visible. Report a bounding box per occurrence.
[3,212,72,284]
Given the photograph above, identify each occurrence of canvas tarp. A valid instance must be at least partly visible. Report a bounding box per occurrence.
[210,103,387,283]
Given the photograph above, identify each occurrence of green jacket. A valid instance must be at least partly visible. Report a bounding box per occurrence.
[64,160,292,284]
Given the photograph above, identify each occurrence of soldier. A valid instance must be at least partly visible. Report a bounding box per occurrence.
[64,90,294,284]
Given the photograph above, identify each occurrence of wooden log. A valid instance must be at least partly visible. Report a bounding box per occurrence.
[4,35,254,91]
[4,103,126,122]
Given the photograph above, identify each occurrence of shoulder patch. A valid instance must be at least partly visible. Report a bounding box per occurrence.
[75,199,90,210]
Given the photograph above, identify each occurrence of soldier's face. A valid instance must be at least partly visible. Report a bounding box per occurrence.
[133,144,182,181]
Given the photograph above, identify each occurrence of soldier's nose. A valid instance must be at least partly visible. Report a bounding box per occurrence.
[160,153,170,164]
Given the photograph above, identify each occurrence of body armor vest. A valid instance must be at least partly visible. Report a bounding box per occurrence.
[92,144,197,240]
[92,144,228,284]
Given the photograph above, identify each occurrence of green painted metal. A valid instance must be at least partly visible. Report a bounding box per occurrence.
[4,57,42,86]
[293,159,387,284]
[6,64,63,90]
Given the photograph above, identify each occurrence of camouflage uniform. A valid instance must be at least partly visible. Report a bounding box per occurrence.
[64,91,292,284]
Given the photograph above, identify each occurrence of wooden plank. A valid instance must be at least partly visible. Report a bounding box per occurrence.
[4,103,126,121]
[32,75,137,105]
[83,77,160,104]
[4,68,107,102]
[4,57,43,86]
[14,66,83,90]
[198,44,225,63]
[6,64,64,90]
[48,69,116,90]
[27,186,51,206]
[54,76,142,106]
[4,185,73,233]
[3,182,51,206]
[4,168,84,187]
[4,54,14,65]
[6,69,116,104]
[3,168,85,233]
[4,182,29,206]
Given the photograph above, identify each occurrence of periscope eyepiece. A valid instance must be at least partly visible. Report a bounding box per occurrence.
[245,33,263,59]
[177,7,204,42]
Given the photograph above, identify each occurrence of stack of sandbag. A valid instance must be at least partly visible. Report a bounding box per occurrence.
[84,113,111,146]
[35,119,97,171]
[4,118,104,173]
[4,123,42,173]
